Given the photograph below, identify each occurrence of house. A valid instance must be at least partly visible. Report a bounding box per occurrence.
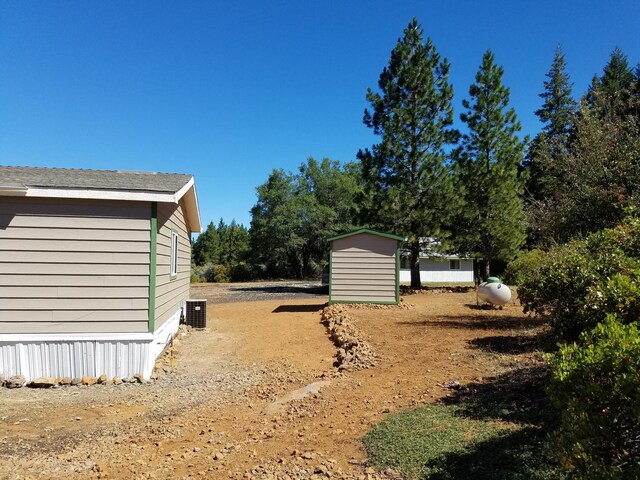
[0,166,201,381]
[399,253,474,284]
[328,229,403,305]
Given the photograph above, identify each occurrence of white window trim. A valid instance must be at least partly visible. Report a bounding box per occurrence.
[449,259,461,270]
[170,230,179,279]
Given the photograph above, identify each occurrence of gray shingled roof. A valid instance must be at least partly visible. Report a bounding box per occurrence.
[0,166,193,194]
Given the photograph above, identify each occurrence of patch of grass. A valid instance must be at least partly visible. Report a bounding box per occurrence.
[363,367,567,479]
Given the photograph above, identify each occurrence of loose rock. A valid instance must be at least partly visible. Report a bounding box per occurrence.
[5,375,26,389]
[81,376,97,386]
[29,377,57,388]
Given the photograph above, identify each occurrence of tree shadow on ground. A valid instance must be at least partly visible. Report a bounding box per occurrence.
[272,304,327,313]
[443,365,555,426]
[427,366,565,479]
[397,315,545,331]
[468,331,552,355]
[423,427,563,480]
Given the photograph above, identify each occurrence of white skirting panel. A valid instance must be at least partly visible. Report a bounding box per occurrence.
[0,308,182,382]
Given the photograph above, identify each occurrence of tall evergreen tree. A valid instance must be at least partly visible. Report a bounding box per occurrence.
[454,50,528,278]
[526,46,577,202]
[530,51,640,244]
[218,219,249,265]
[192,221,221,265]
[587,47,636,120]
[535,46,577,141]
[358,18,460,288]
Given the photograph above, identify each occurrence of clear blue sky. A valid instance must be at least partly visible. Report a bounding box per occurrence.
[1,1,638,229]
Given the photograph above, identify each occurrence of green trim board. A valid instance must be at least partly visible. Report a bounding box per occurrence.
[328,248,333,304]
[328,228,404,242]
[395,243,400,304]
[148,202,158,333]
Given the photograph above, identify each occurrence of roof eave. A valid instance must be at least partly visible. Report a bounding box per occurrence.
[175,177,202,234]
[13,179,203,234]
[23,186,177,203]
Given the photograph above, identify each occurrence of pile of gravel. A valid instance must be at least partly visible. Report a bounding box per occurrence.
[321,306,379,371]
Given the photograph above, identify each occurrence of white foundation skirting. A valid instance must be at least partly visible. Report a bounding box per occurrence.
[0,309,182,382]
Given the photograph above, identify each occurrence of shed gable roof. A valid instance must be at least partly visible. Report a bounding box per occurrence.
[0,166,202,233]
[328,228,404,242]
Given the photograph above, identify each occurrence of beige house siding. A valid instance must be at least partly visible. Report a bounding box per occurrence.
[0,197,151,334]
[330,233,398,303]
[154,201,191,330]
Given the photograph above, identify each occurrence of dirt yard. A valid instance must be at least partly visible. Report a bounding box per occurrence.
[0,285,545,479]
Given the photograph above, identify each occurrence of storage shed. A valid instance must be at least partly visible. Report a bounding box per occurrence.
[0,166,201,381]
[328,229,403,305]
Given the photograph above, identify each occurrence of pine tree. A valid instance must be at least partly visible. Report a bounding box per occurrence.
[587,47,635,120]
[526,47,577,202]
[536,46,577,141]
[192,222,221,265]
[454,50,528,278]
[358,18,460,288]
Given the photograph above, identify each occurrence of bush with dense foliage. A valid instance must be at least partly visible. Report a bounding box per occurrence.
[190,263,229,283]
[502,249,548,286]
[518,216,640,341]
[548,317,640,478]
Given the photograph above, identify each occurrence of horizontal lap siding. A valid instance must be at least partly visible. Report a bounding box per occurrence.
[398,259,475,283]
[0,197,151,333]
[331,233,398,303]
[154,202,191,330]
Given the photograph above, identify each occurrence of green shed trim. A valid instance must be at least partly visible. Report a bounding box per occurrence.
[395,242,400,303]
[328,248,333,304]
[148,202,157,333]
[327,228,404,243]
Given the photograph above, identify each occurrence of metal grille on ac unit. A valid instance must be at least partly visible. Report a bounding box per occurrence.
[185,299,207,328]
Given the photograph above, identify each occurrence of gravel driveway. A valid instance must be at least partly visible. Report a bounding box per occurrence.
[190,280,328,304]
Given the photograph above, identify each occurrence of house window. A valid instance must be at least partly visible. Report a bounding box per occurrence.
[400,257,408,269]
[449,259,460,270]
[170,231,179,279]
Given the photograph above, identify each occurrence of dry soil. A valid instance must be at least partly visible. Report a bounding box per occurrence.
[0,286,545,479]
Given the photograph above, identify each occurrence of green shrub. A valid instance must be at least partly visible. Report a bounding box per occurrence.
[502,249,549,286]
[208,264,230,283]
[548,317,640,479]
[229,262,265,282]
[518,217,640,341]
[190,263,207,283]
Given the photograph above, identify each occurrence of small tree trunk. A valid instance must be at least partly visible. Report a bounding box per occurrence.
[410,241,422,288]
[484,258,491,280]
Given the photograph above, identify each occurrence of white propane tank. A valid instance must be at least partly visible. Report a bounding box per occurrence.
[478,280,512,306]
